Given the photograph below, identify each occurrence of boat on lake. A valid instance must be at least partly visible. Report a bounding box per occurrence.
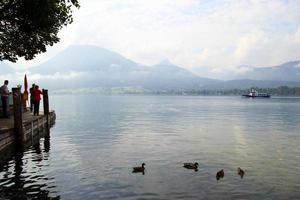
[242,89,271,98]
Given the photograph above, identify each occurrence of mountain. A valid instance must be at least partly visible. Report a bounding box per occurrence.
[140,61,220,90]
[193,61,300,82]
[28,45,220,91]
[0,62,14,74]
[30,45,138,74]
[24,45,300,92]
[236,61,300,81]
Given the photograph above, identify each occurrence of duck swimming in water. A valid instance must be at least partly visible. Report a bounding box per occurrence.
[216,169,224,180]
[132,163,146,174]
[237,167,245,179]
[183,162,199,171]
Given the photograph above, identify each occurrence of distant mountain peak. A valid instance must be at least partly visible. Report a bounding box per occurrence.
[279,60,300,66]
[233,60,300,81]
[157,59,175,66]
[279,60,300,69]
[30,45,138,74]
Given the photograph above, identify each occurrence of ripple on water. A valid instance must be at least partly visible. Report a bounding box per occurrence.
[1,96,300,199]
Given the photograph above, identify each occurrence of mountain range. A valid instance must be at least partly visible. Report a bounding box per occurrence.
[1,45,300,92]
[237,61,300,82]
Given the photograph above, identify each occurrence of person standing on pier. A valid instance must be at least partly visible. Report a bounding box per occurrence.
[29,83,35,112]
[32,85,43,116]
[0,80,10,118]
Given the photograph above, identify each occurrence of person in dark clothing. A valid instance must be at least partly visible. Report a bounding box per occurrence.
[32,85,43,116]
[0,80,10,118]
[29,83,35,112]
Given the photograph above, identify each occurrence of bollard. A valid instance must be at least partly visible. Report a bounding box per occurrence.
[43,89,49,115]
[43,89,49,130]
[12,88,23,143]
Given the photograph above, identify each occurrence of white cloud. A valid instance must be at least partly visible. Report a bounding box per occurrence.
[233,30,268,65]
[0,72,86,89]
[294,27,300,43]
[28,72,86,81]
[9,0,300,74]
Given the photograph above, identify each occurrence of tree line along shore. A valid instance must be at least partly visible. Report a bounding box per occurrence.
[51,86,300,96]
[177,86,300,96]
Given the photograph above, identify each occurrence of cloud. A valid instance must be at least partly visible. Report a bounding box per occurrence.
[28,72,86,81]
[294,27,300,43]
[0,72,86,87]
[232,30,270,67]
[10,0,300,74]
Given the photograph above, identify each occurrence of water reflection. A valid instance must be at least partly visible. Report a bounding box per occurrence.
[1,96,300,199]
[0,133,60,200]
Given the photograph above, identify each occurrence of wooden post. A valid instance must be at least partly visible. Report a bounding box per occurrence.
[43,89,50,131]
[43,89,49,115]
[12,87,23,143]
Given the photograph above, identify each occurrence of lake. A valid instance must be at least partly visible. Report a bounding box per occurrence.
[1,95,300,199]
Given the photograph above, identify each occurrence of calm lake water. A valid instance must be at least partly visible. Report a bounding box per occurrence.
[1,95,300,199]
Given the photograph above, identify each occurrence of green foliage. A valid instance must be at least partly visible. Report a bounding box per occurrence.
[0,0,79,62]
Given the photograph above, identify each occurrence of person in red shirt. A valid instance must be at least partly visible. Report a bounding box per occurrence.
[32,85,43,116]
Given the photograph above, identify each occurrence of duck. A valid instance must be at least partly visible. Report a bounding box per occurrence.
[132,163,146,174]
[237,167,245,179]
[183,162,199,171]
[216,169,224,180]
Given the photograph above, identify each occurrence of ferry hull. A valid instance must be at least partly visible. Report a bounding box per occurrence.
[242,94,271,98]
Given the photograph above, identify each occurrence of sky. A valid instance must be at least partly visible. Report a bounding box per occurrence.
[9,0,300,73]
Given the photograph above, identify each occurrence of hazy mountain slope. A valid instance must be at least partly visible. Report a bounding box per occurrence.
[26,45,300,91]
[28,45,220,90]
[236,61,300,81]
[30,45,139,74]
[141,61,220,90]
[193,61,300,82]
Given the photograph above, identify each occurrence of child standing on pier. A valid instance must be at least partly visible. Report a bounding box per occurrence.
[32,85,43,116]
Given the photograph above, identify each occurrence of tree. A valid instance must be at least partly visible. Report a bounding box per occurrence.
[0,0,79,62]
